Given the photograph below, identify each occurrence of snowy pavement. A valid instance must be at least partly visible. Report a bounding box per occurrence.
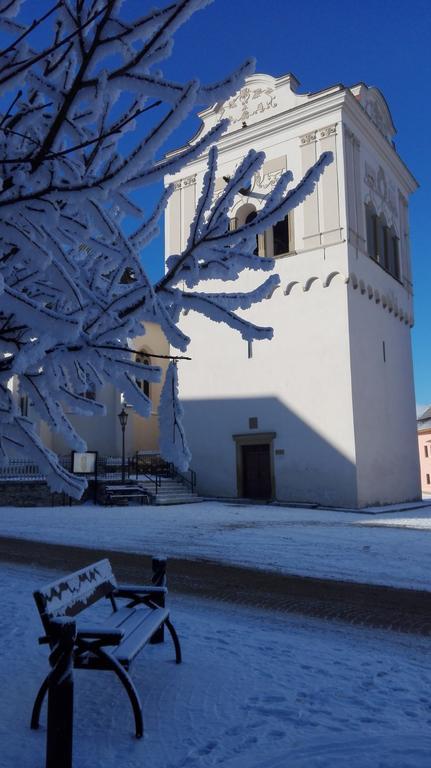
[2,561,431,768]
[0,501,430,590]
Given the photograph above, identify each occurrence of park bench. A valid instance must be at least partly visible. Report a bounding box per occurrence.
[104,484,151,505]
[31,558,182,739]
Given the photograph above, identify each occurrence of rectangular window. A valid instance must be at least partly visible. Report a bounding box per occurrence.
[272,215,290,256]
[425,446,429,458]
[427,474,431,485]
[365,205,401,281]
[384,226,393,272]
[365,205,377,260]
[392,236,400,280]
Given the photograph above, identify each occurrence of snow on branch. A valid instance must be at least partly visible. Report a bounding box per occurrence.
[0,0,331,490]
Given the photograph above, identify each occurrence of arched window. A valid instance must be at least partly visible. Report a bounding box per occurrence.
[135,352,151,398]
[365,203,400,281]
[234,204,263,256]
[245,210,259,255]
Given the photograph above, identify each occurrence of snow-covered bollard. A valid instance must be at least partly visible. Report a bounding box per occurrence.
[150,557,167,645]
[46,618,76,768]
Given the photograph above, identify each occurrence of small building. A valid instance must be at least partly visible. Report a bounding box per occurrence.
[165,72,421,508]
[22,322,169,460]
[417,407,431,495]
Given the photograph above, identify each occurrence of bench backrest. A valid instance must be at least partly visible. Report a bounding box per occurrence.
[34,559,117,631]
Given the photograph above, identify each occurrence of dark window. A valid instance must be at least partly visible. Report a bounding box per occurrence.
[425,446,429,458]
[136,352,150,398]
[427,473,430,485]
[79,376,96,400]
[273,215,290,256]
[20,394,29,417]
[365,205,400,281]
[245,210,259,255]
[365,204,378,260]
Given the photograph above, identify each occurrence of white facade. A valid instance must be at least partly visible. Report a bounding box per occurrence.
[165,73,421,507]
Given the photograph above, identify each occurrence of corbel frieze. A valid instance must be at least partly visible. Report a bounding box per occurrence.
[173,174,197,191]
[300,130,317,146]
[319,123,337,139]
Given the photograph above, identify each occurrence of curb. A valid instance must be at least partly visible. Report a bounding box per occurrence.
[1,535,430,635]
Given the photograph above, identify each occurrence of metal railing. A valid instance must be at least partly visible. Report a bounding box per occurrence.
[0,459,45,480]
[0,454,197,496]
[168,464,196,493]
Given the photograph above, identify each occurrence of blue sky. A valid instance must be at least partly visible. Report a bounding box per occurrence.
[157,0,430,404]
[4,1,430,403]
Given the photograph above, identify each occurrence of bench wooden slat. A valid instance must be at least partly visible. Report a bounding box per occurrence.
[112,608,169,664]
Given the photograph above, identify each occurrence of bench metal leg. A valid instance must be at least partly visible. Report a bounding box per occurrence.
[165,618,182,664]
[95,648,144,739]
[31,671,51,729]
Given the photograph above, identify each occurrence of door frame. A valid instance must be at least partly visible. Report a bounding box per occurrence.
[232,432,276,500]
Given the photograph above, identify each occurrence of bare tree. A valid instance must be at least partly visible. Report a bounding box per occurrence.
[0,0,330,496]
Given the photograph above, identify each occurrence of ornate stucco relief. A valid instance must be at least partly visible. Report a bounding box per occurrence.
[217,85,278,125]
[300,130,317,146]
[214,156,287,210]
[253,156,287,192]
[319,124,337,139]
[365,163,398,223]
[364,97,393,142]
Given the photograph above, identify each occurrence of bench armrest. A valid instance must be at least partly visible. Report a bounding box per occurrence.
[76,627,125,645]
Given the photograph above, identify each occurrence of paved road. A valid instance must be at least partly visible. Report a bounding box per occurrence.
[1,535,430,635]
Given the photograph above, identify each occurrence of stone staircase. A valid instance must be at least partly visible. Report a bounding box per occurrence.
[136,475,202,505]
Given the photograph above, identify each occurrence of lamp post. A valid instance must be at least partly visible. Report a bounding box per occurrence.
[118,407,129,483]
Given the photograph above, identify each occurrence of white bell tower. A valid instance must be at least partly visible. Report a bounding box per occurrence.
[165,73,420,508]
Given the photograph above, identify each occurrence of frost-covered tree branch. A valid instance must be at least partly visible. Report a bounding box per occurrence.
[0,0,331,494]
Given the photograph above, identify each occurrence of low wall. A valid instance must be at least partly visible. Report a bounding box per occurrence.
[0,481,98,507]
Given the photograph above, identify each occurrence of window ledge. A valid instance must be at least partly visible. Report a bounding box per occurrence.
[368,254,403,286]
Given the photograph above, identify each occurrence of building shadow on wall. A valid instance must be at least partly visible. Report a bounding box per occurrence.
[183,396,357,508]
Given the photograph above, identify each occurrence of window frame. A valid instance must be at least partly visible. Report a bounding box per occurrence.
[364,203,401,282]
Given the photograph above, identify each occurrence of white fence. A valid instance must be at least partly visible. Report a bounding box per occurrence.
[0,456,125,482]
[0,460,45,481]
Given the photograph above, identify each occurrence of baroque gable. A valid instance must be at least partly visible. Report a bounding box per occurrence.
[196,73,302,136]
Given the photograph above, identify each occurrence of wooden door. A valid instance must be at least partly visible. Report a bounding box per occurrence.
[241,443,272,499]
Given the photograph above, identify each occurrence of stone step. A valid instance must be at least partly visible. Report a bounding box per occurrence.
[153,495,202,505]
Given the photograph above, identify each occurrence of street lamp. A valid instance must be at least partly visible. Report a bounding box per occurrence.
[118,407,129,483]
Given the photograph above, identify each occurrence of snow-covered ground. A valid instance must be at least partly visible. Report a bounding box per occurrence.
[0,501,430,590]
[2,561,431,768]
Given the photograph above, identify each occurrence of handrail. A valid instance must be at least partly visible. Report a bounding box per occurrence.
[130,454,162,494]
[168,464,196,493]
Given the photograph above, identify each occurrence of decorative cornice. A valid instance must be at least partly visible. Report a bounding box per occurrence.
[284,270,413,326]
